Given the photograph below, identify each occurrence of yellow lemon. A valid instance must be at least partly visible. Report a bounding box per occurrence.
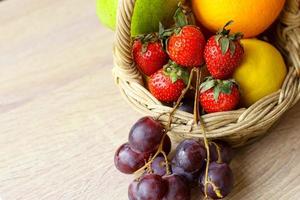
[233,39,287,107]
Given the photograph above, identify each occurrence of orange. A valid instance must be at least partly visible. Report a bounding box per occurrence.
[192,0,286,38]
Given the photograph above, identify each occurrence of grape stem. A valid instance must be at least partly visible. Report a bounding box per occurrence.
[134,67,197,177]
[193,67,211,200]
[167,68,196,130]
[210,141,223,164]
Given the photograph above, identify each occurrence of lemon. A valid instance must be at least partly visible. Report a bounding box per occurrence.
[233,39,287,107]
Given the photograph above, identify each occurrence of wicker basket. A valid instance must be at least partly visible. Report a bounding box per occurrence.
[112,0,300,147]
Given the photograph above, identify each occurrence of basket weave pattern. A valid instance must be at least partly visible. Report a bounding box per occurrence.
[112,0,300,147]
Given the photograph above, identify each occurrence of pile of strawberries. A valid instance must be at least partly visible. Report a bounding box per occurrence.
[132,9,245,113]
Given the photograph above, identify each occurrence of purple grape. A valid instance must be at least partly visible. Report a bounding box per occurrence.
[137,174,167,200]
[199,162,234,199]
[162,174,191,200]
[129,117,165,153]
[178,98,194,114]
[199,140,234,164]
[174,139,206,172]
[151,156,169,176]
[114,143,148,174]
[128,180,139,200]
[210,141,234,164]
[162,134,172,155]
[171,162,200,185]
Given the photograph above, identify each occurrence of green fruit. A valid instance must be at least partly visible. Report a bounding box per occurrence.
[96,0,118,30]
[96,0,178,37]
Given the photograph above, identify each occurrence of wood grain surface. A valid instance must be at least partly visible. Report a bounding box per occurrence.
[0,0,299,200]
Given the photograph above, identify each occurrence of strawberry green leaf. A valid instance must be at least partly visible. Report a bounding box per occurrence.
[214,35,222,46]
[220,37,230,55]
[200,79,216,93]
[141,42,149,53]
[163,62,190,85]
[213,85,221,101]
[170,72,178,83]
[220,81,233,94]
[174,7,188,27]
[229,41,236,57]
[159,22,165,36]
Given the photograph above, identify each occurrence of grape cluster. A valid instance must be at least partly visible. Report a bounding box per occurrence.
[114,116,235,200]
[172,139,234,199]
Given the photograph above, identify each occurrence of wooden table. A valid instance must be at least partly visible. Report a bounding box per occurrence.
[0,0,299,199]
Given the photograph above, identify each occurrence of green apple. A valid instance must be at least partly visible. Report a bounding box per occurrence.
[96,0,118,30]
[96,0,178,37]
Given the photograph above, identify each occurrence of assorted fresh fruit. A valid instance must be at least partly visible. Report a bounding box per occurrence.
[233,39,287,106]
[97,0,178,36]
[191,0,286,38]
[167,25,206,67]
[100,0,288,199]
[199,78,240,113]
[204,21,244,79]
[132,34,168,76]
[114,116,234,200]
[148,62,189,102]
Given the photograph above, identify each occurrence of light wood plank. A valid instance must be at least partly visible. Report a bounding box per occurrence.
[0,0,299,199]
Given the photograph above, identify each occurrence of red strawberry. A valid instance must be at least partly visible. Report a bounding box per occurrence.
[132,34,168,76]
[199,77,240,113]
[167,25,206,67]
[204,21,244,79]
[148,62,189,102]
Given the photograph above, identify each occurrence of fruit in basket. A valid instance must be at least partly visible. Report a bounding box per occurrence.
[129,116,165,153]
[167,25,206,67]
[233,39,287,107]
[96,0,118,30]
[199,162,234,199]
[204,21,244,79]
[199,78,240,113]
[132,34,168,76]
[191,0,286,38]
[148,62,189,102]
[96,0,178,36]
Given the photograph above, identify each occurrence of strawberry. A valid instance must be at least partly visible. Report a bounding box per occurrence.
[204,21,244,79]
[199,77,240,113]
[167,25,206,67]
[148,62,189,102]
[132,34,168,76]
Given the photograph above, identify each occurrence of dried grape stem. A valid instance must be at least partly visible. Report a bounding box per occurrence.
[135,69,195,176]
[134,134,167,176]
[167,68,196,130]
[161,150,171,175]
[193,67,211,200]
[211,141,222,163]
